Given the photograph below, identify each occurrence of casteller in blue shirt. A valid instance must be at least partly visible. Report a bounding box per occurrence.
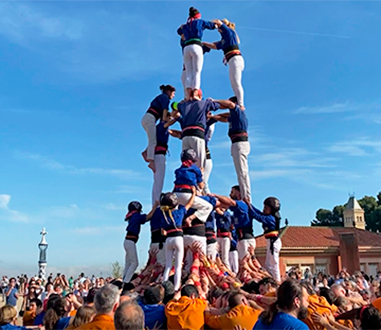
[137,299,166,330]
[0,324,27,330]
[253,312,309,330]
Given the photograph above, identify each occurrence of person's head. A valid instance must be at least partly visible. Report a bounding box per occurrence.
[222,18,236,30]
[181,284,199,299]
[114,301,144,330]
[94,284,120,315]
[228,291,247,309]
[9,277,16,286]
[229,96,238,105]
[86,288,98,305]
[181,148,198,164]
[0,305,17,325]
[54,284,63,295]
[300,281,316,296]
[258,277,278,295]
[160,192,179,210]
[331,283,346,298]
[29,298,42,313]
[126,201,143,219]
[319,287,335,305]
[215,291,231,309]
[161,281,175,304]
[143,285,164,305]
[188,7,200,19]
[333,296,352,314]
[43,297,67,330]
[359,305,381,330]
[230,185,241,200]
[263,197,281,216]
[278,279,309,318]
[71,306,96,328]
[207,287,224,305]
[160,84,176,99]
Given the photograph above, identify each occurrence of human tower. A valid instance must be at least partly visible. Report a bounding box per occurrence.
[124,7,282,292]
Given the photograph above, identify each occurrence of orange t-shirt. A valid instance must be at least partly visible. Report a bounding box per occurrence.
[303,295,335,330]
[165,296,207,330]
[22,311,36,326]
[75,314,115,330]
[205,305,261,330]
[372,297,381,312]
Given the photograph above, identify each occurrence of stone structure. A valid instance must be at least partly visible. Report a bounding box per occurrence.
[38,228,48,280]
[344,195,366,230]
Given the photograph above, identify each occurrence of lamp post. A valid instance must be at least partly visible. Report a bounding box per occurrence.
[38,228,48,280]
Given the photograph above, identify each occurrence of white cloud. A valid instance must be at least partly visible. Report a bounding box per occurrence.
[72,225,122,236]
[104,203,126,211]
[0,194,28,222]
[293,101,381,115]
[17,152,144,181]
[327,138,381,157]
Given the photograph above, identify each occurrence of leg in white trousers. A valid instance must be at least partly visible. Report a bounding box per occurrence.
[181,66,187,98]
[183,235,207,272]
[206,242,217,261]
[229,250,239,274]
[150,242,166,266]
[141,113,157,161]
[228,56,245,107]
[231,141,251,202]
[266,238,282,282]
[237,238,256,260]
[163,237,184,291]
[203,158,213,194]
[123,239,139,283]
[183,44,204,89]
[152,154,166,206]
[182,136,206,170]
[175,192,213,222]
[217,237,231,270]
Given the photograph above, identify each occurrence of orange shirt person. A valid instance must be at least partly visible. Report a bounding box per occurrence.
[165,284,207,330]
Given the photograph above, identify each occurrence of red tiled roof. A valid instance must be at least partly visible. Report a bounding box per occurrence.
[255,226,381,249]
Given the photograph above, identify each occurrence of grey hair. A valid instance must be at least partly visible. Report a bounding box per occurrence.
[114,301,144,330]
[94,284,120,314]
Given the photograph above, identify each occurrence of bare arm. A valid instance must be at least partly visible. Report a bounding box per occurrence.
[214,100,235,109]
[211,194,237,207]
[164,117,178,128]
[169,129,182,139]
[202,41,218,50]
[185,187,197,211]
[209,113,230,123]
[146,201,159,220]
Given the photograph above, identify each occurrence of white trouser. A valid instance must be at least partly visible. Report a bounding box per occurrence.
[228,55,245,107]
[203,158,213,194]
[237,238,256,260]
[181,66,187,97]
[183,44,204,89]
[217,237,231,270]
[231,141,251,202]
[266,238,282,282]
[123,239,138,283]
[229,250,239,274]
[141,113,157,161]
[184,235,207,272]
[163,236,184,291]
[175,192,213,222]
[206,242,217,262]
[182,136,206,169]
[150,242,166,266]
[152,154,166,206]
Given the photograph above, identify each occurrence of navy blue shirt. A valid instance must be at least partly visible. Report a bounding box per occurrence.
[148,93,170,120]
[229,201,254,239]
[0,324,27,330]
[155,121,169,154]
[216,211,232,232]
[161,205,187,231]
[126,213,147,237]
[253,312,309,330]
[178,99,220,130]
[137,299,166,329]
[205,211,216,231]
[174,164,203,187]
[150,208,162,232]
[228,105,248,134]
[215,24,240,52]
[55,317,71,330]
[5,287,18,306]
[248,205,277,233]
[178,20,215,41]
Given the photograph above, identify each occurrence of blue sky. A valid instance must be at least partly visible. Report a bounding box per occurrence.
[1,1,381,277]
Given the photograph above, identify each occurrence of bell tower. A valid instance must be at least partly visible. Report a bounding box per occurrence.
[343,196,365,230]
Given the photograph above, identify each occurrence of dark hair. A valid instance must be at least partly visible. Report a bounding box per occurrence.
[207,287,224,304]
[181,284,199,298]
[30,298,42,308]
[144,285,164,305]
[260,279,304,326]
[229,96,238,103]
[71,306,95,328]
[241,280,259,294]
[228,291,244,309]
[162,281,175,304]
[110,279,124,291]
[300,280,316,296]
[114,301,144,330]
[43,297,67,330]
[188,7,199,17]
[258,277,279,290]
[231,185,240,192]
[361,306,381,330]
[319,288,335,305]
[86,288,98,304]
[122,282,135,293]
[160,85,176,94]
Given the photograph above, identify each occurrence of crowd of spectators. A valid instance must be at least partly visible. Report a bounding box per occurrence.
[1,248,381,330]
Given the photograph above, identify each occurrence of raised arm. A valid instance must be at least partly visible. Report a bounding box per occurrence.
[214,100,235,109]
[146,201,159,220]
[211,194,237,207]
[169,129,182,139]
[209,113,230,123]
[202,41,218,50]
[185,186,197,211]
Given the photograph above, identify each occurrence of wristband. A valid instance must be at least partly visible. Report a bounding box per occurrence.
[194,281,201,287]
[190,266,199,273]
[256,295,263,304]
[221,283,229,290]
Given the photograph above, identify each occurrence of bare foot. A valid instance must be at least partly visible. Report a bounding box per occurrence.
[141,150,149,163]
[148,160,156,173]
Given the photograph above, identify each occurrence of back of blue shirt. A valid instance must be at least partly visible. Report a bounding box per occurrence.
[126,213,147,237]
[228,105,248,134]
[150,93,170,118]
[215,24,240,52]
[161,205,186,230]
[6,288,18,306]
[156,121,169,148]
[253,312,309,330]
[138,300,166,330]
[229,201,251,229]
[174,164,203,187]
[216,211,232,232]
[180,20,215,41]
[178,99,220,130]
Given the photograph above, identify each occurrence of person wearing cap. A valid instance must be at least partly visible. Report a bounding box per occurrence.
[174,93,222,169]
[141,85,176,173]
[123,201,158,284]
[173,148,214,224]
[245,197,282,282]
[203,19,245,108]
[215,209,233,270]
[209,96,251,202]
[160,189,196,291]
[211,186,255,261]
[178,7,216,100]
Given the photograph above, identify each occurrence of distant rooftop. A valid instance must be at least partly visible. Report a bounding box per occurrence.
[345,196,363,211]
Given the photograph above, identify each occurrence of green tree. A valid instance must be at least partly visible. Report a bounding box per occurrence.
[111,261,123,279]
[377,191,381,206]
[312,209,334,226]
